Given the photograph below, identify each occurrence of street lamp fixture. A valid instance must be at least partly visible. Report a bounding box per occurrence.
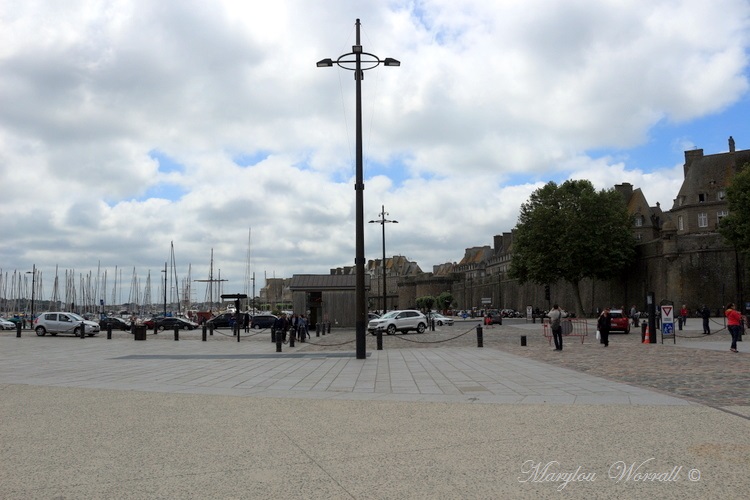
[369,205,398,314]
[317,18,400,360]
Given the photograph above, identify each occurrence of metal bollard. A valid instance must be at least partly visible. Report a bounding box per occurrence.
[271,327,276,343]
[521,335,527,346]
[377,327,383,350]
[107,324,112,340]
[322,323,326,335]
[236,324,240,343]
[80,321,86,339]
[300,328,305,343]
[174,326,179,341]
[431,319,435,331]
[209,323,214,336]
[290,331,295,347]
[202,324,207,342]
[316,323,320,337]
[641,321,647,343]
[532,315,536,324]
[276,330,282,352]
[678,317,683,331]
[154,323,158,335]
[476,324,483,347]
[16,322,21,338]
[327,322,331,334]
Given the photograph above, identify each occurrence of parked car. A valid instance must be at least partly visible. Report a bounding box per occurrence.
[430,313,454,326]
[156,317,198,331]
[609,309,631,334]
[368,310,428,335]
[34,312,101,337]
[368,312,380,320]
[486,312,503,324]
[206,312,240,329]
[251,314,277,329]
[0,317,16,330]
[99,316,131,331]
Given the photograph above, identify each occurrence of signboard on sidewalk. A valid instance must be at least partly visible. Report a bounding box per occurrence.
[660,304,676,343]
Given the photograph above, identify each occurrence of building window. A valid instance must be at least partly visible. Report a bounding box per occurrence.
[635,232,642,241]
[634,215,643,227]
[698,213,708,228]
[678,215,684,231]
[717,210,728,224]
[718,190,726,200]
[698,193,706,202]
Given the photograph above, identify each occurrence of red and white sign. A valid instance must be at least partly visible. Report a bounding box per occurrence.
[661,305,674,322]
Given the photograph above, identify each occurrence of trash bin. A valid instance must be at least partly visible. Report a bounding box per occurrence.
[133,325,147,341]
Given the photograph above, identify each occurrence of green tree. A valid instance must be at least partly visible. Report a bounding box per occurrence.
[416,296,435,313]
[719,163,750,255]
[435,291,454,313]
[508,179,636,316]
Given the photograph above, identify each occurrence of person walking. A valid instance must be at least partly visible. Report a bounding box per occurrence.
[547,304,565,351]
[630,304,639,327]
[700,305,711,335]
[679,304,688,328]
[725,303,742,353]
[597,308,611,347]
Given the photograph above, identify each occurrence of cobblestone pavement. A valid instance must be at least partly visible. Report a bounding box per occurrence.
[296,318,749,409]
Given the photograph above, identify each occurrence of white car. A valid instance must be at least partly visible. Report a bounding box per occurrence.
[430,313,454,326]
[0,317,16,330]
[368,310,428,335]
[34,312,101,337]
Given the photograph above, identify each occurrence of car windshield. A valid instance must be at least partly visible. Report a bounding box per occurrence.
[379,311,399,319]
[68,313,85,321]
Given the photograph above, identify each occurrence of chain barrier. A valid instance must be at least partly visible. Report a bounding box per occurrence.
[211,328,267,338]
[389,326,477,344]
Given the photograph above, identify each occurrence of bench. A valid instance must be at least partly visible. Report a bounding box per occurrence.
[543,318,589,344]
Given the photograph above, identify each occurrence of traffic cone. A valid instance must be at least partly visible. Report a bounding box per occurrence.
[642,326,650,344]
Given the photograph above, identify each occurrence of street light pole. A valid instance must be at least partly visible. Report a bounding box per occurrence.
[26,264,36,325]
[369,205,398,314]
[318,19,400,360]
[161,262,167,317]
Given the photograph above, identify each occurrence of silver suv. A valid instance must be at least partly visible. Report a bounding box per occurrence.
[34,312,101,337]
[368,310,427,335]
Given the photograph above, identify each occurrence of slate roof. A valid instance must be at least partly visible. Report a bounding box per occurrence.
[289,274,370,291]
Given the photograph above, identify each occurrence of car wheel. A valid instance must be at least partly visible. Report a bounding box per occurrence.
[35,327,46,336]
[437,320,443,326]
[74,327,82,337]
[51,333,57,336]
[417,323,426,334]
[87,333,95,337]
[386,324,396,335]
[158,325,165,332]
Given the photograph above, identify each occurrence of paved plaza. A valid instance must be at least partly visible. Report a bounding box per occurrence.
[1,319,748,498]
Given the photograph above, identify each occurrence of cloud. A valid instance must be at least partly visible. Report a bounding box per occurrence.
[0,0,748,304]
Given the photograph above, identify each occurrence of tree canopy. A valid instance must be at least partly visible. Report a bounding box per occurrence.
[508,179,636,315]
[719,162,750,255]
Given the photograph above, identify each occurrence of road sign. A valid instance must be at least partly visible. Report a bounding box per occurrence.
[661,305,673,321]
[662,322,674,336]
[660,304,676,344]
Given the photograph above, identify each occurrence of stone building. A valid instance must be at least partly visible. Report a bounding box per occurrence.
[400,137,749,317]
[366,255,422,312]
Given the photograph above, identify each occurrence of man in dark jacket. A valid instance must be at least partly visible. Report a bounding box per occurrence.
[700,305,711,335]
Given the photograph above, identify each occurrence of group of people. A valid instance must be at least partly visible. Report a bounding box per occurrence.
[549,303,743,353]
[272,313,310,343]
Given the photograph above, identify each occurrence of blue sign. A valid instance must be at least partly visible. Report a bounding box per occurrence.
[662,322,674,336]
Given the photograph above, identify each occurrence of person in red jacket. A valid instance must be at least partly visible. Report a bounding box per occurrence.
[725,303,742,353]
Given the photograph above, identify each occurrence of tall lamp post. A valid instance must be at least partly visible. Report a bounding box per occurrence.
[26,264,36,326]
[317,19,400,360]
[369,205,398,314]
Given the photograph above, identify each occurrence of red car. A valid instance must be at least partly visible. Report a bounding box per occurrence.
[609,309,631,334]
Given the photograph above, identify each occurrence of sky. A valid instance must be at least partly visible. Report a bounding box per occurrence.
[1,0,749,307]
